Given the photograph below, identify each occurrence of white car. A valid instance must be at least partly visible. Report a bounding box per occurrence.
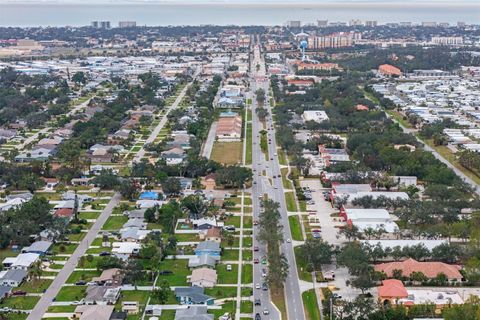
[255,283,261,289]
[286,238,291,243]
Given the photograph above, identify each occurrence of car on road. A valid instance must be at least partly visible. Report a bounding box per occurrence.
[274,153,277,156]
[254,258,259,264]
[255,283,261,289]
[255,299,261,306]
[262,282,268,291]
[263,309,270,315]
[253,220,259,225]
[255,313,261,320]
[286,238,291,243]
[261,256,267,264]
[262,268,267,277]
[254,246,259,251]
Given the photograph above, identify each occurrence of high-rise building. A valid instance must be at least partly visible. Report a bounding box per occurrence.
[317,20,328,27]
[286,21,301,28]
[365,21,378,27]
[431,36,463,45]
[118,21,137,28]
[457,22,466,28]
[91,21,111,29]
[308,32,361,49]
[349,19,362,26]
[438,22,450,28]
[422,21,437,27]
[399,22,412,27]
[100,21,111,29]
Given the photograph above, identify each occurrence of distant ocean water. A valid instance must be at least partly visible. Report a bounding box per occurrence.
[0,3,479,27]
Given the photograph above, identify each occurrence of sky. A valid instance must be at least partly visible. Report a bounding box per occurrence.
[2,0,479,3]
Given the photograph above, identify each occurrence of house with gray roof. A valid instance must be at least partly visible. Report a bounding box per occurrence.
[175,306,214,320]
[21,240,52,256]
[194,241,221,257]
[174,287,214,305]
[0,286,12,302]
[188,254,218,269]
[0,269,27,287]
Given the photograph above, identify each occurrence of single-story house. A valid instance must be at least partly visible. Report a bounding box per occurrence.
[195,241,221,257]
[112,242,141,261]
[0,269,27,287]
[174,287,215,305]
[175,306,214,320]
[2,253,39,270]
[83,286,121,305]
[189,268,217,288]
[92,268,124,286]
[204,228,222,243]
[188,254,219,269]
[74,305,115,320]
[21,241,52,256]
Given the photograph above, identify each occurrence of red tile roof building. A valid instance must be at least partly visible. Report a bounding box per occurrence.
[297,62,340,71]
[374,258,462,281]
[378,279,408,301]
[379,64,402,77]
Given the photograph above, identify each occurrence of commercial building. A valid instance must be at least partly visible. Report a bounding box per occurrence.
[91,21,111,29]
[365,20,378,27]
[118,21,136,28]
[379,64,402,77]
[302,110,329,123]
[286,21,302,28]
[317,20,328,27]
[215,112,242,142]
[431,36,463,45]
[307,32,361,49]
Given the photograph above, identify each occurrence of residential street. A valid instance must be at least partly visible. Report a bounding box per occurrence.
[26,193,122,320]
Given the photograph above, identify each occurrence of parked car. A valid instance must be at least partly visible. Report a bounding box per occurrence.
[262,282,268,291]
[255,283,261,289]
[254,258,259,264]
[255,299,261,306]
[254,246,259,251]
[263,309,270,315]
[226,264,232,271]
[255,313,261,320]
[75,280,87,285]
[99,251,111,257]
[159,270,173,275]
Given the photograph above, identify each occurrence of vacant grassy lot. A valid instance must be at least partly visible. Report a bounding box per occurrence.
[246,123,252,165]
[56,286,86,301]
[217,264,238,284]
[242,263,253,284]
[285,192,297,212]
[66,270,101,284]
[211,141,243,165]
[303,289,321,320]
[17,279,52,293]
[0,296,40,310]
[289,215,303,241]
[102,215,128,230]
[156,259,189,286]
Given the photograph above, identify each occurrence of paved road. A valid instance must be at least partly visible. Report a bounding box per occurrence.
[133,73,197,163]
[386,113,480,195]
[16,98,92,151]
[201,121,217,158]
[27,193,122,320]
[251,41,306,320]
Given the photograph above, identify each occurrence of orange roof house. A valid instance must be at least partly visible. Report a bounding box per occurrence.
[355,104,369,111]
[378,279,408,303]
[374,258,462,281]
[379,64,402,77]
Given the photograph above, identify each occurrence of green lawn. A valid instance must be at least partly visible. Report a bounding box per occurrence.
[278,149,287,165]
[115,290,150,313]
[241,263,253,284]
[224,216,241,228]
[156,259,189,286]
[208,300,236,319]
[246,123,252,165]
[159,309,176,320]
[17,279,52,293]
[217,264,239,284]
[174,233,199,242]
[205,286,238,299]
[243,216,252,229]
[0,296,40,310]
[47,305,77,313]
[55,286,86,301]
[281,168,293,189]
[243,249,252,261]
[222,249,239,261]
[285,192,297,212]
[240,300,253,313]
[52,242,78,255]
[66,270,101,284]
[78,211,101,219]
[102,215,128,230]
[66,232,86,242]
[289,215,303,241]
[303,289,321,320]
